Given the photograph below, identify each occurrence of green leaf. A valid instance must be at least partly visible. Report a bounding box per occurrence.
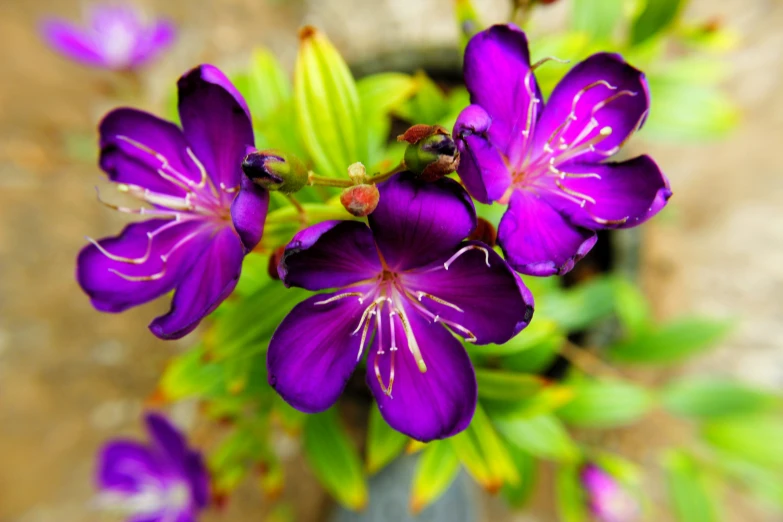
[160,345,226,400]
[483,384,575,419]
[246,48,292,123]
[475,369,545,401]
[449,403,519,492]
[612,276,652,336]
[501,446,537,508]
[662,377,781,419]
[630,0,685,46]
[393,72,450,125]
[572,0,624,41]
[494,414,579,462]
[538,276,617,331]
[608,317,731,365]
[471,318,561,357]
[702,415,783,471]
[295,27,364,178]
[303,410,368,510]
[557,379,654,428]
[455,0,482,51]
[357,72,417,118]
[555,463,588,522]
[663,450,720,522]
[500,333,563,374]
[410,441,461,514]
[366,405,408,474]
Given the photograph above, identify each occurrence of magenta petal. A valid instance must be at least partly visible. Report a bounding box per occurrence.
[498,190,597,276]
[367,302,477,441]
[454,104,512,204]
[77,219,211,313]
[99,108,199,196]
[279,220,381,291]
[98,440,161,493]
[532,53,649,164]
[177,65,253,192]
[184,451,210,509]
[404,241,534,344]
[41,19,105,67]
[267,291,367,413]
[132,20,176,66]
[230,174,269,251]
[149,226,244,339]
[369,173,476,271]
[145,413,187,467]
[550,156,672,230]
[464,24,541,165]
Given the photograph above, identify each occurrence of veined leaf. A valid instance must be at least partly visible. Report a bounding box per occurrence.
[475,369,545,401]
[246,48,292,123]
[557,379,654,428]
[410,441,461,513]
[295,26,364,177]
[393,72,449,125]
[608,317,731,365]
[449,403,519,492]
[494,414,579,462]
[303,410,368,510]
[357,72,417,117]
[366,405,408,474]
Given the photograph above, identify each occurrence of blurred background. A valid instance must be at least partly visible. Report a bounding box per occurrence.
[1,0,782,521]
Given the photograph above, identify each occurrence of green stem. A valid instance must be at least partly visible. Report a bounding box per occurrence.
[366,162,405,184]
[307,173,353,188]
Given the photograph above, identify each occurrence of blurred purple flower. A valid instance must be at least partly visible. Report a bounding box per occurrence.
[454,24,671,276]
[580,463,639,522]
[77,65,268,339]
[96,412,209,522]
[41,4,175,70]
[267,173,534,442]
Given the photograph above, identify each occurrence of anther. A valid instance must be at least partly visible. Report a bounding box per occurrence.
[109,266,166,282]
[314,292,364,306]
[414,291,465,313]
[443,245,490,270]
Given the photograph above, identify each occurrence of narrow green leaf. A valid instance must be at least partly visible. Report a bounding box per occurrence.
[630,0,685,46]
[662,377,780,419]
[500,333,563,374]
[538,276,617,331]
[483,384,574,419]
[472,318,561,357]
[303,410,368,510]
[663,450,720,522]
[494,414,579,462]
[557,379,654,428]
[612,276,652,336]
[160,345,226,400]
[501,446,537,508]
[246,48,292,123]
[572,0,624,41]
[295,27,363,177]
[702,415,783,470]
[608,318,731,365]
[357,72,417,118]
[393,72,450,125]
[475,369,545,401]
[366,405,408,474]
[449,403,519,492]
[410,441,461,514]
[555,463,588,522]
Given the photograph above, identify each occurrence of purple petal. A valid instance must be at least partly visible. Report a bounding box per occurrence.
[177,65,253,192]
[132,20,176,66]
[403,241,534,344]
[184,451,210,509]
[77,219,213,313]
[267,290,368,413]
[369,173,476,271]
[98,440,162,493]
[498,189,597,276]
[547,156,672,230]
[41,19,106,67]
[279,221,381,291]
[145,413,187,467]
[230,174,269,251]
[366,302,477,441]
[532,53,649,164]
[454,104,512,204]
[149,226,244,339]
[99,108,199,196]
[464,24,541,166]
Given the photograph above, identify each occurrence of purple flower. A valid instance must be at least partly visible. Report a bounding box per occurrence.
[454,24,672,276]
[96,412,209,522]
[267,173,534,441]
[41,4,175,70]
[77,65,267,339]
[580,463,639,522]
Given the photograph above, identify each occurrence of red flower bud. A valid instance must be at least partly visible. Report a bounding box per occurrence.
[340,184,380,217]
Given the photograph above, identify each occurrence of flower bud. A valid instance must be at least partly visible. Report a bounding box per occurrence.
[399,124,460,182]
[340,184,380,217]
[242,150,308,194]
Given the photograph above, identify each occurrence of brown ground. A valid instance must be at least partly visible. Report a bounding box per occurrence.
[0,0,781,521]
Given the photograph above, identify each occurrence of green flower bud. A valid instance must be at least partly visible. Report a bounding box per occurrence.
[399,124,460,182]
[242,150,308,194]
